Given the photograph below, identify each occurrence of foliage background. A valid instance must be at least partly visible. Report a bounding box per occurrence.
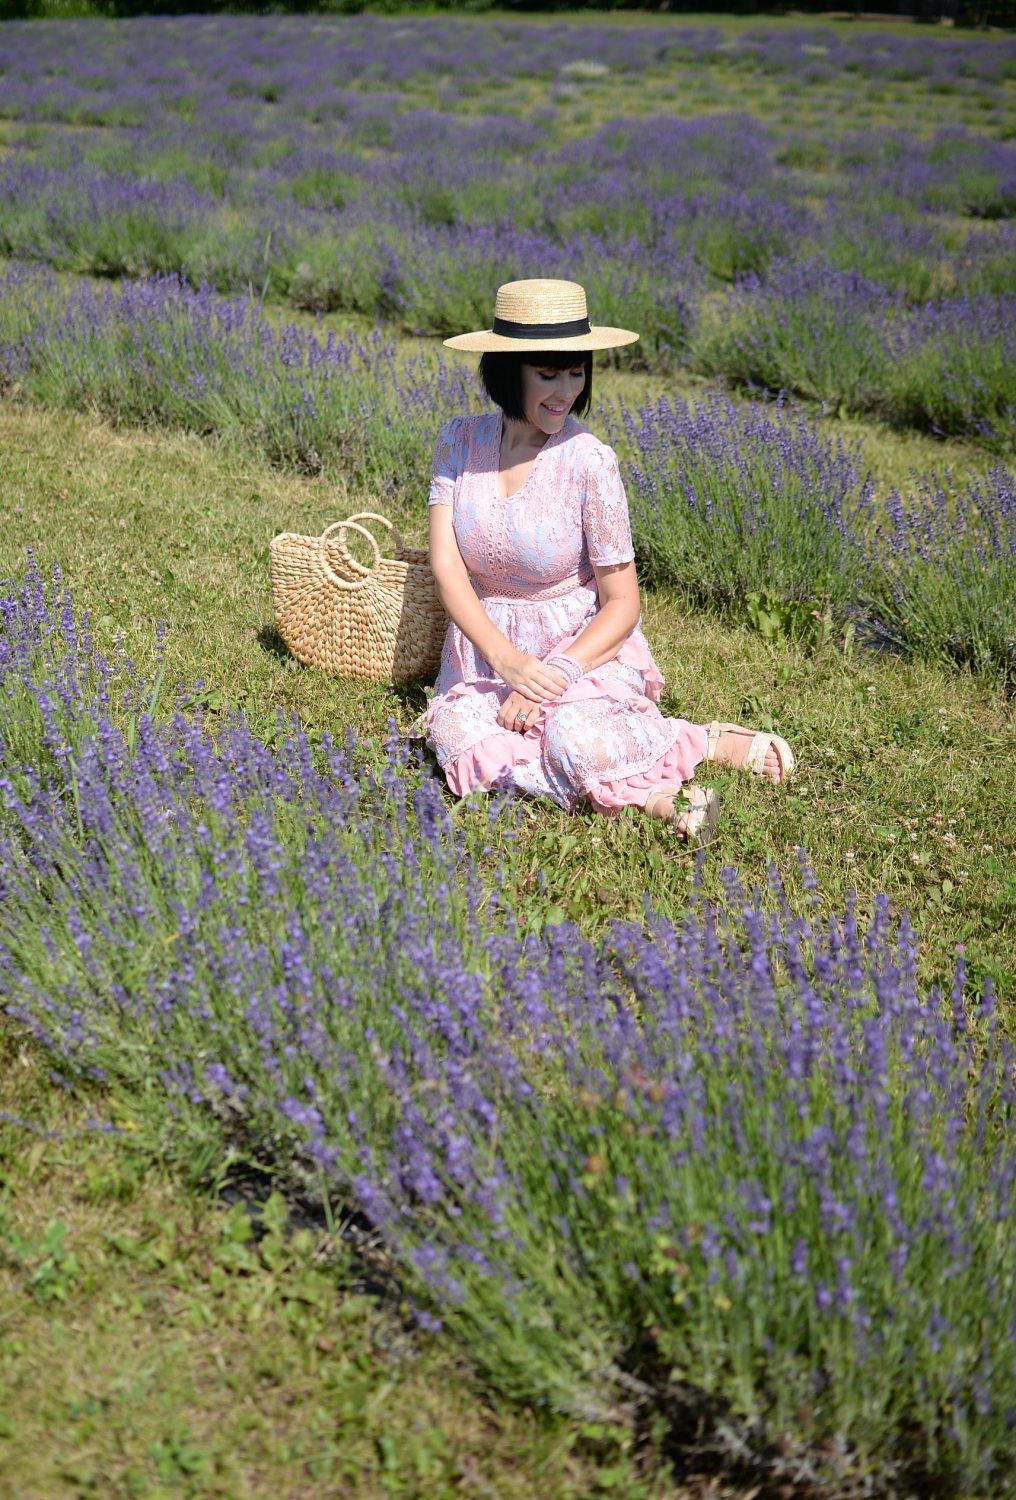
[2,0,1015,27]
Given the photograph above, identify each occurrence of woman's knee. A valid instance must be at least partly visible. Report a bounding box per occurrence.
[429,697,513,767]
[542,702,615,780]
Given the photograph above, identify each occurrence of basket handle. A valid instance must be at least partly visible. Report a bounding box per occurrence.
[342,512,411,561]
[344,511,404,545]
[318,519,384,592]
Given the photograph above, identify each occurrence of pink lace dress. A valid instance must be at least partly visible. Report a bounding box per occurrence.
[422,410,707,813]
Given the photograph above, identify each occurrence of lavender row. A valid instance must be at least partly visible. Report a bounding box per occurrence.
[607,390,875,608]
[7,102,1013,229]
[5,167,1012,319]
[0,559,1013,1490]
[2,120,1013,315]
[0,264,480,488]
[1,12,1014,346]
[1,263,1013,685]
[616,388,1016,684]
[1,17,1011,117]
[691,261,1016,452]
[860,467,1016,681]
[1,137,1012,436]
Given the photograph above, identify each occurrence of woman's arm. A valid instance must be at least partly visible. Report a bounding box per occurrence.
[429,505,566,702]
[564,560,641,671]
[497,559,640,734]
[556,443,640,673]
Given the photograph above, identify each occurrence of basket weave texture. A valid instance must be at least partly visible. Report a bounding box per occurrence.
[269,512,447,683]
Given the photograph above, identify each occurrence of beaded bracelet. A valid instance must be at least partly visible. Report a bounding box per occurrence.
[543,652,584,688]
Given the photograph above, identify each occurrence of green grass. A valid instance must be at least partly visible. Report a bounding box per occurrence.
[1,1034,665,1500]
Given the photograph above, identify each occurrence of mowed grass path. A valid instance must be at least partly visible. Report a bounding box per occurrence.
[2,353,1015,1497]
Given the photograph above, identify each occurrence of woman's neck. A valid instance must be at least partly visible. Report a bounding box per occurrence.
[501,415,554,457]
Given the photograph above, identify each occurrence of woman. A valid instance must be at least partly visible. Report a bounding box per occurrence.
[422,279,793,845]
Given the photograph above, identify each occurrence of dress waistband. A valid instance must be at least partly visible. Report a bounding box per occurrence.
[475,571,596,604]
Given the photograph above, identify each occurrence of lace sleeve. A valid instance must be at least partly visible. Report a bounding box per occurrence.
[583,444,636,565]
[429,417,463,507]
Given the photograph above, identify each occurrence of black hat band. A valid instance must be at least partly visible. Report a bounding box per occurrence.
[491,315,592,340]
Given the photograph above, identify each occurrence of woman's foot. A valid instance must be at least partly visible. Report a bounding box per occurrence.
[702,722,794,784]
[644,783,720,847]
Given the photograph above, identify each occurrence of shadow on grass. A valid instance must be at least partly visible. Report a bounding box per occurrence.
[256,622,300,668]
[257,621,434,713]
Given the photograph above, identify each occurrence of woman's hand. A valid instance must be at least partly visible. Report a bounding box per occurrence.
[497,691,543,734]
[497,650,567,702]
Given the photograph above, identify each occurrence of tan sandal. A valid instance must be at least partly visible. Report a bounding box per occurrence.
[704,722,795,784]
[644,783,720,848]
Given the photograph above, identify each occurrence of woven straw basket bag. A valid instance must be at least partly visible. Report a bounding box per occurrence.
[269,512,447,682]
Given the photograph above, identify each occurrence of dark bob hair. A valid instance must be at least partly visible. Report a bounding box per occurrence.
[479,349,593,423]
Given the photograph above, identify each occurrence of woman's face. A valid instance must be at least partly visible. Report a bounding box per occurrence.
[518,361,586,438]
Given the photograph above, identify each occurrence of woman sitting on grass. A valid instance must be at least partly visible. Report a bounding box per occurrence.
[422,279,794,846]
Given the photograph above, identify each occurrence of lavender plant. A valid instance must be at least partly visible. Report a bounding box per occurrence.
[841,128,1016,221]
[820,209,954,304]
[694,266,1016,449]
[0,554,151,796]
[1,562,1014,1492]
[886,295,1016,454]
[608,391,873,620]
[0,264,479,491]
[859,467,1016,689]
[0,162,223,280]
[691,262,895,415]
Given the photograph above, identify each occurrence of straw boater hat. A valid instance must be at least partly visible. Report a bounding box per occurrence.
[443,278,639,354]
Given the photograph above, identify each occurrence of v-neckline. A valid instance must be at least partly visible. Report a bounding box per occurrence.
[493,409,565,502]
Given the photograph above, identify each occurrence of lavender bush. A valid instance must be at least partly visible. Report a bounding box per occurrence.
[820,210,955,303]
[1,562,1015,1491]
[691,262,896,415]
[859,468,1016,689]
[830,127,1016,221]
[886,295,1016,453]
[0,162,226,280]
[695,266,1016,450]
[0,264,479,492]
[609,391,873,619]
[962,223,1016,297]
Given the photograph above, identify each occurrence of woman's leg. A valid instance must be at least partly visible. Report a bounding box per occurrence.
[429,688,571,807]
[540,690,714,839]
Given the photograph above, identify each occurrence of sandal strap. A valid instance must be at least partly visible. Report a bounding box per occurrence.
[742,733,773,775]
[743,732,795,779]
[645,784,720,846]
[644,785,686,819]
[680,785,720,846]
